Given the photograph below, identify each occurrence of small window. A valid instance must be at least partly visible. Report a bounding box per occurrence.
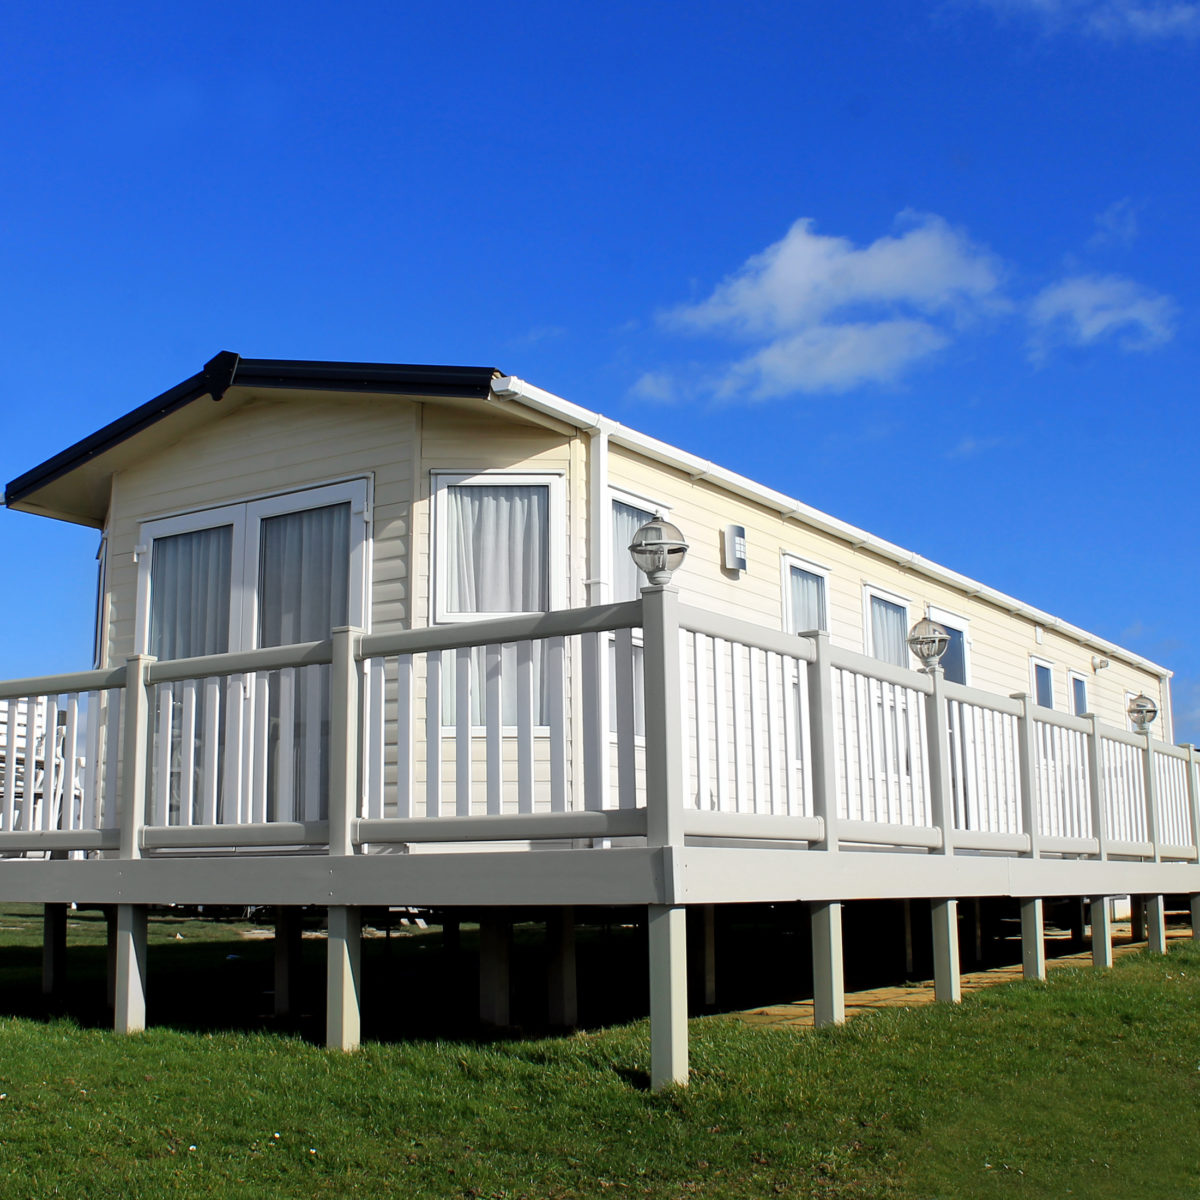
[866,587,909,667]
[1032,659,1054,709]
[928,606,969,686]
[1069,672,1088,717]
[611,497,656,603]
[784,556,828,634]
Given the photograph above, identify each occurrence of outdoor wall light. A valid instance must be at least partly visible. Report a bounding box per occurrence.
[1127,693,1158,733]
[629,515,688,586]
[907,618,951,672]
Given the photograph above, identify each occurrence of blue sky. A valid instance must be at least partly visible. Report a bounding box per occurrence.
[1,0,1197,740]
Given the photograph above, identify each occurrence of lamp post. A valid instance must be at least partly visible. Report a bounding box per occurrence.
[628,515,688,586]
[907,617,951,673]
[1127,693,1158,733]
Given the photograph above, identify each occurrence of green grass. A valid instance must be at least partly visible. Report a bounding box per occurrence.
[0,908,1196,1198]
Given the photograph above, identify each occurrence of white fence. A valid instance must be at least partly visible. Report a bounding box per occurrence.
[0,597,1195,867]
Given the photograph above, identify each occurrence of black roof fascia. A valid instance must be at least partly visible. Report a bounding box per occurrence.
[5,355,501,507]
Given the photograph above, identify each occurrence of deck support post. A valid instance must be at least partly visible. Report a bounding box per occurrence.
[1191,896,1200,942]
[648,904,688,1090]
[274,907,304,1018]
[113,904,147,1034]
[931,899,960,1003]
[325,906,361,1051]
[479,912,512,1027]
[903,899,914,977]
[1131,897,1146,943]
[810,901,845,1028]
[699,904,717,1008]
[1091,897,1113,969]
[1146,895,1167,955]
[42,903,67,999]
[1020,898,1046,981]
[547,908,577,1028]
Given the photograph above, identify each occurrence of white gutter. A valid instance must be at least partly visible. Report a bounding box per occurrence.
[490,376,1172,681]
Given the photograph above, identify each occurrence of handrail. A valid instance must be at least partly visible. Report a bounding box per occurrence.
[359,600,643,659]
[0,666,125,702]
[676,604,817,663]
[147,640,332,684]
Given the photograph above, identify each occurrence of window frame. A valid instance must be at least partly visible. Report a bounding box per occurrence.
[430,470,566,625]
[1068,669,1089,717]
[927,603,971,687]
[781,553,830,635]
[1030,656,1055,709]
[134,477,371,657]
[863,583,911,667]
[609,486,666,605]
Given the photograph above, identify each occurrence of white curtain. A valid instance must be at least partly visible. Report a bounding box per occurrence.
[871,596,908,667]
[149,526,233,659]
[448,485,547,613]
[258,502,352,821]
[258,503,350,646]
[789,566,826,633]
[612,500,654,603]
[444,485,549,725]
[149,525,233,823]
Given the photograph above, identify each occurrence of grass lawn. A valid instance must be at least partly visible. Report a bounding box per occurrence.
[0,907,1195,1198]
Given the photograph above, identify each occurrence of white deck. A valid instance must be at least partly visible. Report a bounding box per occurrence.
[0,588,1196,905]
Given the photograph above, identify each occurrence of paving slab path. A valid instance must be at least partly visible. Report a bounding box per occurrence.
[738,923,1196,1029]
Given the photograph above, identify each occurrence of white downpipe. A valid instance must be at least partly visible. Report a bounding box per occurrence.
[588,427,610,604]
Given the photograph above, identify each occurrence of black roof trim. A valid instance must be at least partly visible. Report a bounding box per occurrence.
[5,354,501,507]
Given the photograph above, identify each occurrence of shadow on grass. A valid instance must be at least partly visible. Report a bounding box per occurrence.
[0,899,1173,1047]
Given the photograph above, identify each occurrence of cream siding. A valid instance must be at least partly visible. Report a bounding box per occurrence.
[605,442,1169,734]
[102,393,417,664]
[94,388,1169,742]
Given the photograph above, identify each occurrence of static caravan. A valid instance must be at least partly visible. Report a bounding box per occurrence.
[3,353,1197,1087]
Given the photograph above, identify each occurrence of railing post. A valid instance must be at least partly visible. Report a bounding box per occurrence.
[1141,732,1161,863]
[925,668,953,856]
[807,631,839,853]
[642,584,688,1090]
[117,653,152,1030]
[1011,694,1041,859]
[642,586,684,849]
[1185,745,1200,861]
[327,626,363,1053]
[328,626,362,857]
[120,654,155,860]
[1086,715,1109,860]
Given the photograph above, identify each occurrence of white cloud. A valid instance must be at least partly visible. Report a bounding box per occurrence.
[945,433,1010,459]
[975,0,1200,39]
[664,214,1003,397]
[1028,273,1177,359]
[1088,198,1139,249]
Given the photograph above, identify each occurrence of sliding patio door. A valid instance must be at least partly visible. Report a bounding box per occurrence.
[136,481,368,826]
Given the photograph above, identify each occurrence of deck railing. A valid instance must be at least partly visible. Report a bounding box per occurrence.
[0,590,1196,869]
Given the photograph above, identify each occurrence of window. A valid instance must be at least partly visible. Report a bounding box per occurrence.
[134,479,370,822]
[432,472,564,725]
[136,480,368,658]
[609,491,659,734]
[92,533,108,669]
[611,496,655,603]
[1069,671,1089,717]
[865,586,910,667]
[783,555,828,634]
[1031,658,1054,709]
[927,606,969,686]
